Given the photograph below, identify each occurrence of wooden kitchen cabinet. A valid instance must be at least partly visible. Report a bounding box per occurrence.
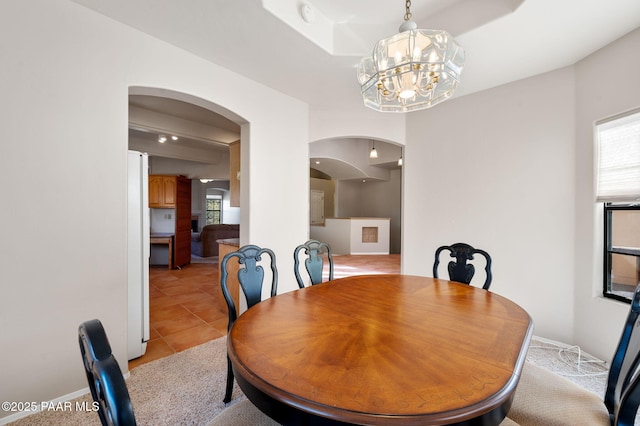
[173,176,192,268]
[149,175,177,208]
[149,174,192,268]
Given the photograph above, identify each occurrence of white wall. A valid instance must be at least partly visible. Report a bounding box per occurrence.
[310,220,352,255]
[309,106,406,144]
[573,27,640,360]
[0,0,307,420]
[403,66,577,345]
[402,27,640,361]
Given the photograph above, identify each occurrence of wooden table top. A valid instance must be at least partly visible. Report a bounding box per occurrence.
[228,274,533,425]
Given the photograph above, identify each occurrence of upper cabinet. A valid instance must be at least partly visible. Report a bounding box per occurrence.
[230,141,240,207]
[149,175,178,208]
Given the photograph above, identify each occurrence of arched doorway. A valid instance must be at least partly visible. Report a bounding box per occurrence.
[126,87,246,363]
[309,137,403,256]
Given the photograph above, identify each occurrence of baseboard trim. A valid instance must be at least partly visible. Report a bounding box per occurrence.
[0,372,131,425]
[0,387,88,425]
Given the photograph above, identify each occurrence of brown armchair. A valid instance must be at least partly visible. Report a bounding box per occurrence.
[194,224,239,257]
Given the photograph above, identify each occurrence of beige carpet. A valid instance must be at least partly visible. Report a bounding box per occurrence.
[9,336,245,426]
[9,336,610,426]
[524,337,608,397]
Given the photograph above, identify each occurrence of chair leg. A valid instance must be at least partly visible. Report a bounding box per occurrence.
[224,356,234,404]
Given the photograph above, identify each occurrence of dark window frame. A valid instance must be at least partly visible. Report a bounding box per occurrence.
[603,202,640,303]
[206,198,222,225]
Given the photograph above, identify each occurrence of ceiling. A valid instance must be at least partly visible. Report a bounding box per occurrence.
[128,95,239,158]
[129,95,240,136]
[73,0,640,111]
[77,0,640,180]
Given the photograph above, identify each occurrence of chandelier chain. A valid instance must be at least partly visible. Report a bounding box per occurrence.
[404,0,412,21]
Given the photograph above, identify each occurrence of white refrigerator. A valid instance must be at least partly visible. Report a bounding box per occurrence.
[127,150,150,360]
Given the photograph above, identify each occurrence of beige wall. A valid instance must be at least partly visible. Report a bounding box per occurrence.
[573,27,640,360]
[3,0,640,419]
[404,66,577,345]
[1,1,308,420]
[403,27,640,361]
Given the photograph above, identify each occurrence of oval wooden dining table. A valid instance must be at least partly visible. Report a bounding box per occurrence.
[227,274,533,426]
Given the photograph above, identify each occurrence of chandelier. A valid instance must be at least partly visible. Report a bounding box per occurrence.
[357,0,465,113]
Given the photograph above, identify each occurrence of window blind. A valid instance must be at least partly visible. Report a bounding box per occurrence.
[596,109,640,203]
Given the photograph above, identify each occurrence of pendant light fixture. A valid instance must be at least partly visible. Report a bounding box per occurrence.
[357,0,465,113]
[370,141,378,159]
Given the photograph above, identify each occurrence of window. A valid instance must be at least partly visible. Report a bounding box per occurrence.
[597,108,640,302]
[604,204,640,301]
[206,196,222,225]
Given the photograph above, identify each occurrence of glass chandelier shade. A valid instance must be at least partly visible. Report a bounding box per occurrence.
[357,19,465,113]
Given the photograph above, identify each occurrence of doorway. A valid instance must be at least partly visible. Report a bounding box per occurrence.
[126,87,245,363]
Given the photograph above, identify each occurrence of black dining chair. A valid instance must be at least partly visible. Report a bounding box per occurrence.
[506,283,640,426]
[78,319,137,426]
[293,239,334,288]
[433,242,493,290]
[220,244,278,404]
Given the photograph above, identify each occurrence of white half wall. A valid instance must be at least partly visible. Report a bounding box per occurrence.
[310,218,390,255]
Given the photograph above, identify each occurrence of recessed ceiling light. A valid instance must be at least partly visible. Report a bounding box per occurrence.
[158,135,167,143]
[315,160,320,164]
[171,135,178,141]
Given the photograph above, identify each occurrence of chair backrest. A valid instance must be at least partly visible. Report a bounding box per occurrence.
[293,239,334,288]
[220,244,278,329]
[433,242,493,290]
[605,284,640,425]
[78,319,136,426]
